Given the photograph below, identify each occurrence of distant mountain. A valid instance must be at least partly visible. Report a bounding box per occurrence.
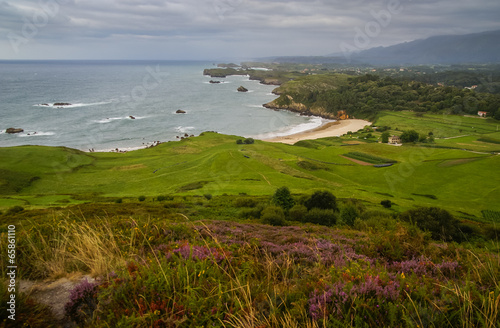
[352,30,500,65]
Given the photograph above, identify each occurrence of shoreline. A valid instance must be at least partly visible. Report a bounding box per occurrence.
[262,119,372,144]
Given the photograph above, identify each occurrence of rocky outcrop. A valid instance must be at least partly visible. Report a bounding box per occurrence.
[209,80,221,84]
[263,95,336,119]
[129,116,136,119]
[237,86,248,92]
[53,103,72,106]
[6,128,24,134]
[176,110,186,114]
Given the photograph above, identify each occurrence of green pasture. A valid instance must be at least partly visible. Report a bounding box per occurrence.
[374,111,499,138]
[1,121,499,216]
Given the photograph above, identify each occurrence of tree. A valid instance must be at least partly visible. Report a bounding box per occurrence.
[305,190,337,211]
[272,186,295,211]
[340,206,358,226]
[400,130,419,143]
[381,131,390,143]
[261,206,287,226]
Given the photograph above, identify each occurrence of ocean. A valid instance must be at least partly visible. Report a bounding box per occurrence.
[0,60,323,151]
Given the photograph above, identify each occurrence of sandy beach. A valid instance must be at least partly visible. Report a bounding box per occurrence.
[263,119,372,144]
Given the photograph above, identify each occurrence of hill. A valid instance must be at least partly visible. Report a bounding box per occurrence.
[350,29,500,65]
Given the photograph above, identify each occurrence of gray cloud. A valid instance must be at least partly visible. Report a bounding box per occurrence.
[0,0,499,59]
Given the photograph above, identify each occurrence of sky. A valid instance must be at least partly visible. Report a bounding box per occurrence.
[1,0,499,61]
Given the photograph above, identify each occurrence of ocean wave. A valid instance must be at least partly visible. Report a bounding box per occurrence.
[252,117,328,139]
[175,126,195,133]
[34,101,111,108]
[17,131,56,137]
[94,116,146,123]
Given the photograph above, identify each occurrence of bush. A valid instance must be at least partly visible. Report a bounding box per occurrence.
[272,186,295,210]
[138,195,146,202]
[236,139,244,144]
[381,200,392,208]
[203,194,213,200]
[156,195,174,202]
[303,208,337,226]
[261,206,287,226]
[289,204,308,221]
[399,207,460,242]
[114,198,123,204]
[244,138,255,144]
[304,190,337,211]
[239,205,264,219]
[340,205,359,226]
[234,197,258,208]
[5,206,24,215]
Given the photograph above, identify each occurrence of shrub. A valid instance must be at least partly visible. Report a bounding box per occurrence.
[5,206,24,215]
[304,190,337,211]
[340,205,358,226]
[271,186,295,210]
[381,200,392,208]
[381,131,391,143]
[64,279,98,326]
[203,194,213,200]
[156,195,174,202]
[244,138,255,144]
[236,139,244,144]
[114,198,123,204]
[261,206,287,226]
[289,204,308,221]
[239,205,264,219]
[234,197,258,208]
[138,195,146,202]
[399,207,460,242]
[303,208,337,226]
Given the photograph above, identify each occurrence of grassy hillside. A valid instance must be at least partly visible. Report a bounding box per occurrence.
[0,122,499,217]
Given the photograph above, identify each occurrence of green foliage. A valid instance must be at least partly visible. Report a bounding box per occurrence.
[304,190,337,211]
[261,206,287,226]
[399,207,460,241]
[236,139,243,144]
[400,130,420,143]
[271,186,295,210]
[138,195,146,202]
[234,197,258,208]
[244,138,255,144]
[381,131,391,143]
[156,195,174,202]
[289,204,308,221]
[114,198,123,204]
[340,205,359,226]
[303,208,337,226]
[203,194,213,200]
[381,200,392,208]
[5,206,24,215]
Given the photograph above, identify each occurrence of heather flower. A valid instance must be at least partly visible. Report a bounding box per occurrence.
[64,279,98,325]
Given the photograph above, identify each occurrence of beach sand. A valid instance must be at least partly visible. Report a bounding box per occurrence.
[262,119,371,144]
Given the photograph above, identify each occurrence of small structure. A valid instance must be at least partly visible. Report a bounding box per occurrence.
[388,135,401,144]
[478,111,488,117]
[336,110,349,120]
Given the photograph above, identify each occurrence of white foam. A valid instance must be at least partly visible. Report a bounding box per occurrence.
[175,126,195,133]
[252,117,329,139]
[17,131,56,137]
[34,101,111,108]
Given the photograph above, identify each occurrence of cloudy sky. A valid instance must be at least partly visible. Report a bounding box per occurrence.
[1,0,499,60]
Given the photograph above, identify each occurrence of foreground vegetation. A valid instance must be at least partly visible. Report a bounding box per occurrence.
[1,192,499,327]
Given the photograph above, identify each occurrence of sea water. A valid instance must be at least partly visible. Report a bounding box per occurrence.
[0,60,323,151]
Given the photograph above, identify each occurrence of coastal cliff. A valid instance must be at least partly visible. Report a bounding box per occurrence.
[263,95,337,119]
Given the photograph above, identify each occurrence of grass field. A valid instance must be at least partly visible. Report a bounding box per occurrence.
[0,114,499,217]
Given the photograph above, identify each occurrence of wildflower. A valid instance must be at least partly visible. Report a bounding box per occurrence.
[401,272,405,279]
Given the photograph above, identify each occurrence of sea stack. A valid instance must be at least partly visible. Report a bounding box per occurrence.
[6,128,24,134]
[176,109,186,114]
[237,86,248,92]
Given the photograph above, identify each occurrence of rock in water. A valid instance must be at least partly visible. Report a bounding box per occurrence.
[176,110,186,114]
[6,128,24,134]
[129,115,136,119]
[209,80,221,84]
[237,86,248,92]
[53,102,72,106]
